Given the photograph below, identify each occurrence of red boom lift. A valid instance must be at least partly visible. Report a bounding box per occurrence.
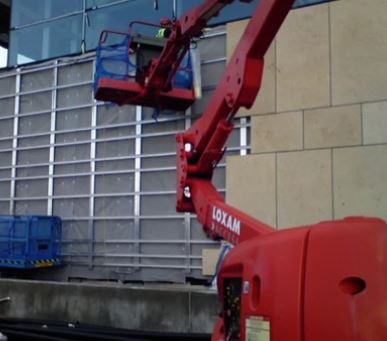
[94,1,387,340]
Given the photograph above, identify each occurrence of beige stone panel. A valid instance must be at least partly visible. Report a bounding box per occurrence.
[331,0,387,105]
[251,111,303,153]
[276,4,330,112]
[202,248,221,276]
[304,105,362,149]
[227,20,276,116]
[226,154,276,227]
[363,101,387,145]
[333,145,387,220]
[277,150,332,228]
[227,20,249,62]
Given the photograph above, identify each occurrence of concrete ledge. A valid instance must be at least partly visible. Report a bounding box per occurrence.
[0,279,218,334]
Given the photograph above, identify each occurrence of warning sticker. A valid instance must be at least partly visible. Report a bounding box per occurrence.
[245,316,270,341]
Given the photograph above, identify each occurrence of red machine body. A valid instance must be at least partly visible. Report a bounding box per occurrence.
[94,0,387,340]
[213,217,387,341]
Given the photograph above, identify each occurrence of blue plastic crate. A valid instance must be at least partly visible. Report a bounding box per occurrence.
[0,215,62,269]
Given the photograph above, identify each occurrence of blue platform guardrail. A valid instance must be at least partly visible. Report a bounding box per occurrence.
[94,30,193,95]
[0,215,62,269]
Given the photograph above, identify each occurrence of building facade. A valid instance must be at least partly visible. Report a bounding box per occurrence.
[226,0,387,229]
[1,0,385,284]
[0,24,244,282]
[8,0,332,66]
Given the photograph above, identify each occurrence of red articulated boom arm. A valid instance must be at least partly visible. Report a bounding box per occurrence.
[144,0,234,93]
[96,1,387,340]
[127,1,237,109]
[175,0,295,245]
[102,0,296,245]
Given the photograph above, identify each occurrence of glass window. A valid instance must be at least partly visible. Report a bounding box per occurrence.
[177,0,333,25]
[9,15,82,66]
[85,0,173,50]
[176,0,259,25]
[295,0,334,8]
[86,0,120,9]
[11,0,83,27]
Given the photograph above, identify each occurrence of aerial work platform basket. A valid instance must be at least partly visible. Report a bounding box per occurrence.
[94,21,195,111]
[0,215,62,269]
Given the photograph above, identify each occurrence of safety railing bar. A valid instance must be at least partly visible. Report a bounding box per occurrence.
[5,189,196,200]
[0,55,95,81]
[0,80,93,100]
[62,239,215,245]
[60,215,187,221]
[201,57,226,65]
[0,164,232,182]
[0,129,185,153]
[63,261,202,270]
[60,252,203,260]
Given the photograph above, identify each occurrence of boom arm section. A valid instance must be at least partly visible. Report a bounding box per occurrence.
[97,0,295,245]
[145,0,236,94]
[183,0,295,171]
[176,0,295,244]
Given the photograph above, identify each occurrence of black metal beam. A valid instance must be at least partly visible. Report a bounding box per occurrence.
[0,2,10,48]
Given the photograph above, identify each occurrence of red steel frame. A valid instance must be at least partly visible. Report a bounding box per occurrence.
[95,1,387,340]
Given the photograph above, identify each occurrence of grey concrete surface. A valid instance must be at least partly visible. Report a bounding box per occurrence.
[0,279,218,333]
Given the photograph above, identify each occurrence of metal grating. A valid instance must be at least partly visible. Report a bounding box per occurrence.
[0,27,251,282]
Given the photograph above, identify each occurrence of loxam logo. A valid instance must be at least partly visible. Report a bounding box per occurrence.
[212,206,241,236]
